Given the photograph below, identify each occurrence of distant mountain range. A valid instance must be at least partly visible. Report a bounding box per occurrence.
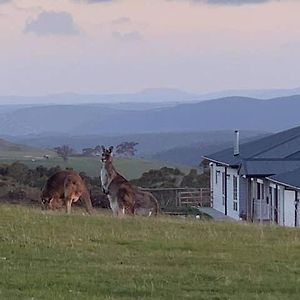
[1,92,299,166]
[1,87,300,105]
[1,95,300,136]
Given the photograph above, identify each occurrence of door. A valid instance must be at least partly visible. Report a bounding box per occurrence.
[284,190,296,227]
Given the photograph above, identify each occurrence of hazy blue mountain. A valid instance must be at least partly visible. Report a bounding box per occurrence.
[199,87,300,100]
[1,95,300,136]
[0,88,199,105]
[8,130,267,166]
[1,87,300,105]
[151,132,269,166]
[69,95,300,135]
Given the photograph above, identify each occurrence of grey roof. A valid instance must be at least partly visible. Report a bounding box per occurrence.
[268,168,300,190]
[203,125,300,176]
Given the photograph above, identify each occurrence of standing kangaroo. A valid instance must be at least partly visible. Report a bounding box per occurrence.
[41,170,94,214]
[100,146,159,217]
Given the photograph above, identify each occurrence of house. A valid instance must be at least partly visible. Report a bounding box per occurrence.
[266,169,300,227]
[203,126,300,227]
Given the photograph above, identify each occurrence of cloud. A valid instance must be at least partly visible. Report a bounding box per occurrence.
[0,0,12,4]
[72,0,115,3]
[72,0,275,5]
[112,31,143,42]
[172,0,278,5]
[201,0,271,4]
[111,17,131,25]
[24,11,79,36]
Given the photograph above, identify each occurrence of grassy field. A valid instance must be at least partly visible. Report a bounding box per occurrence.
[0,138,192,179]
[0,151,191,180]
[0,204,299,300]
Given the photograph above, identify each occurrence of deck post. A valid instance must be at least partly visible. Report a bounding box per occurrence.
[225,167,228,216]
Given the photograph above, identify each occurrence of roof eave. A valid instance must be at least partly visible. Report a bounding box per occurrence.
[266,177,300,191]
[202,155,239,168]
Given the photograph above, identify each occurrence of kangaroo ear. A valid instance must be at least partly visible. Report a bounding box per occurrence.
[109,146,114,153]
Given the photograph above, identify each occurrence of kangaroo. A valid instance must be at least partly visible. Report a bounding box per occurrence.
[100,146,159,217]
[41,170,94,214]
[133,189,159,217]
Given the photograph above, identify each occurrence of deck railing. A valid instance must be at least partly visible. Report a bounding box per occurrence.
[140,187,212,210]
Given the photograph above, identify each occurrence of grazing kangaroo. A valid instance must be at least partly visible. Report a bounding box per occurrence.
[100,146,159,217]
[41,170,94,214]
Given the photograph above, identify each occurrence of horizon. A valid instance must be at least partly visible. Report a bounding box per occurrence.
[0,0,299,98]
[1,86,300,105]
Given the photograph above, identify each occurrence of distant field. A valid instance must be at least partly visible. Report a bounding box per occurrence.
[0,204,299,300]
[0,150,191,179]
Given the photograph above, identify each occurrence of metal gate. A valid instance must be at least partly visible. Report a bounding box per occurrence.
[141,187,212,210]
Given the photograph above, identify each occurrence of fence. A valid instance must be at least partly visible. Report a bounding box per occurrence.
[141,187,212,210]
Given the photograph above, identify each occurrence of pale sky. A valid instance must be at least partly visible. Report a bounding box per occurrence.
[0,0,299,96]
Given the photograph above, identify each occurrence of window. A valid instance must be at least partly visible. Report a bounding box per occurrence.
[233,176,238,211]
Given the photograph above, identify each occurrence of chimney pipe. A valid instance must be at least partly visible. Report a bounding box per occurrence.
[234,130,240,156]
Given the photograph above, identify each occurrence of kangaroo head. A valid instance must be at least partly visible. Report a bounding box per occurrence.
[41,189,51,206]
[41,190,63,209]
[41,193,54,211]
[101,146,114,163]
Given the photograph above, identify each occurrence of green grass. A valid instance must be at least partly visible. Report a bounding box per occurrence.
[0,139,191,179]
[0,154,191,180]
[0,204,299,300]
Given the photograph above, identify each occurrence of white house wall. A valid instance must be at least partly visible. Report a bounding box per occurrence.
[211,163,240,220]
[226,168,240,220]
[279,187,285,226]
[239,176,248,219]
[263,181,299,227]
[284,190,296,227]
[211,163,224,215]
[211,162,300,227]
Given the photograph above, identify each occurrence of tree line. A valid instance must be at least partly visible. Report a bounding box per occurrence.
[54,141,139,161]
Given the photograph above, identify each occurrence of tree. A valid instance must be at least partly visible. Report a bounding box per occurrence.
[54,145,74,161]
[116,142,139,157]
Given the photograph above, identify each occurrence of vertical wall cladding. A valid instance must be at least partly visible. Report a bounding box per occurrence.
[211,163,240,220]
[239,176,248,219]
[211,163,224,214]
[284,190,296,227]
[279,187,285,225]
[226,167,240,220]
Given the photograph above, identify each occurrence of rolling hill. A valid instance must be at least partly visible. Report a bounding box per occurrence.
[7,130,267,167]
[0,138,192,179]
[0,95,300,136]
[0,138,53,157]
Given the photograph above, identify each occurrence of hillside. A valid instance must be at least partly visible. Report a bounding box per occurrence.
[0,204,299,299]
[0,148,191,180]
[8,130,266,158]
[151,131,270,166]
[0,138,54,158]
[5,131,267,167]
[1,95,300,136]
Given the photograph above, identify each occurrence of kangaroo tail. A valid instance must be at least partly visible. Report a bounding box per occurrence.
[149,193,160,216]
[81,189,94,215]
